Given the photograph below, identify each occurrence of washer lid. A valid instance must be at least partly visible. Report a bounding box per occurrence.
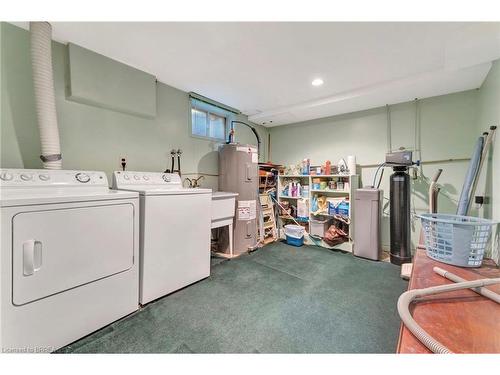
[112,171,212,195]
[118,187,212,196]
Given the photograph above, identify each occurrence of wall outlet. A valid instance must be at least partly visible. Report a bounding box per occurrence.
[120,157,127,171]
[475,196,489,205]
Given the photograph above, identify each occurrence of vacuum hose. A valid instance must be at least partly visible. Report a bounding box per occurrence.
[30,22,62,169]
[397,276,500,353]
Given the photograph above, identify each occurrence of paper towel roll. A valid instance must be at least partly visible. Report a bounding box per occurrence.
[347,155,356,175]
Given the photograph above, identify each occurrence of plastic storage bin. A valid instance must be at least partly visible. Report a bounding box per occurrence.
[418,213,497,267]
[310,218,331,237]
[286,233,304,247]
[284,224,305,247]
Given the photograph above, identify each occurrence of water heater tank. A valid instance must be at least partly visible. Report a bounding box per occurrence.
[219,144,259,254]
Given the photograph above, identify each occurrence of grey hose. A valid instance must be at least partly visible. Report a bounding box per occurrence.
[433,267,500,303]
[30,22,62,169]
[397,277,500,353]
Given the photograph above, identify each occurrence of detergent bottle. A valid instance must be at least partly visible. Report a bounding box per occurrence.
[325,160,331,175]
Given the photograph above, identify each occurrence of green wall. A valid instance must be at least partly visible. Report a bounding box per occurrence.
[0,23,268,189]
[1,21,498,260]
[478,59,500,263]
[269,89,483,251]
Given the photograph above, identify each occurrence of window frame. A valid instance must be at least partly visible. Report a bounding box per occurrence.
[189,99,230,142]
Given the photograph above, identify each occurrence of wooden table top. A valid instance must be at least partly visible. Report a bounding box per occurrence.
[397,249,500,354]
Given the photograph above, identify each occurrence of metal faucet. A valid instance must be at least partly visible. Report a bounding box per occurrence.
[185,175,205,188]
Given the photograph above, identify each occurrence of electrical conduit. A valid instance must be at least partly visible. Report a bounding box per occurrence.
[30,22,62,169]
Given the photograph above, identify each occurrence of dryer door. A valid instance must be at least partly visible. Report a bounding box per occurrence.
[12,203,134,305]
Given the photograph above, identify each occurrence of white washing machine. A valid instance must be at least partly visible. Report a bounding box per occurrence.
[0,169,139,352]
[113,171,212,305]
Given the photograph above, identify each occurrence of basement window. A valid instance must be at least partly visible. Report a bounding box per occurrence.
[190,100,227,141]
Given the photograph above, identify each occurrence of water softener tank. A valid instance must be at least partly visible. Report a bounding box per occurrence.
[219,144,259,254]
[389,167,411,265]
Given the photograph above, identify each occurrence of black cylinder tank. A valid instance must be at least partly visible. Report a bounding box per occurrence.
[389,167,411,265]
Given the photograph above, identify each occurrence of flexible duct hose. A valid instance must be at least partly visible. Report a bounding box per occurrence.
[397,277,500,353]
[30,22,62,169]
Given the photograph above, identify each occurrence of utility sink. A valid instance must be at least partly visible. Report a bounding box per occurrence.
[211,192,238,224]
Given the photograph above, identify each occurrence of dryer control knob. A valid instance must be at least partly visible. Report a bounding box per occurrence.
[123,174,130,180]
[143,175,150,181]
[0,172,14,181]
[134,175,141,180]
[162,174,171,182]
[20,173,33,181]
[38,174,50,181]
[75,173,91,183]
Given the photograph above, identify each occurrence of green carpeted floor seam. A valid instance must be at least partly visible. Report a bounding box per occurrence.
[248,257,310,282]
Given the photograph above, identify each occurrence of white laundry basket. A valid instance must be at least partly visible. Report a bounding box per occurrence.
[418,213,497,267]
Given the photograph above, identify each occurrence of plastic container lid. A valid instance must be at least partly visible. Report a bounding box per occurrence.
[284,224,305,237]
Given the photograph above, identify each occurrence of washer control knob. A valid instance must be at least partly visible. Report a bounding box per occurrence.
[162,174,171,182]
[0,172,14,181]
[20,173,33,181]
[134,175,141,180]
[123,174,130,180]
[75,173,91,183]
[38,174,50,181]
[143,175,150,181]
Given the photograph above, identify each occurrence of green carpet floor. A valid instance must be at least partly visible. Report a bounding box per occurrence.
[57,242,408,353]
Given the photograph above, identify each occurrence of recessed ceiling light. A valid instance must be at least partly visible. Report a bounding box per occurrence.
[311,78,324,86]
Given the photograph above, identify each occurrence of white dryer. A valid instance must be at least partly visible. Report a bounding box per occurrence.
[113,171,212,305]
[0,169,139,352]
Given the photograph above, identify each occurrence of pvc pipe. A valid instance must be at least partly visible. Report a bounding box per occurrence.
[428,169,442,213]
[397,277,500,353]
[30,22,62,169]
[466,126,497,215]
[457,136,483,215]
[433,267,500,303]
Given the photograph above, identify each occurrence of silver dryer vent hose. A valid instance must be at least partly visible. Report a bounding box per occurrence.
[30,21,62,169]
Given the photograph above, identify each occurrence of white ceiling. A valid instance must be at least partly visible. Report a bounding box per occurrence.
[12,22,500,126]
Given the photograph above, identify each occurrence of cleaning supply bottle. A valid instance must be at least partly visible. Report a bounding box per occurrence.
[302,159,309,175]
[325,160,331,175]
